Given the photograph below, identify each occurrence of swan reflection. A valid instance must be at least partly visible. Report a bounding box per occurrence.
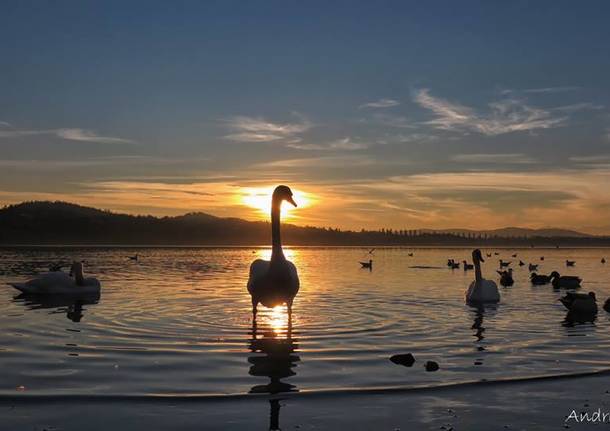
[12,293,100,322]
[468,304,498,364]
[247,309,300,430]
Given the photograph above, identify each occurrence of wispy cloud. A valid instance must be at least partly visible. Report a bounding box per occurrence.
[223,115,312,143]
[414,88,567,135]
[359,98,400,109]
[522,86,580,94]
[451,153,537,164]
[286,137,369,151]
[0,125,136,144]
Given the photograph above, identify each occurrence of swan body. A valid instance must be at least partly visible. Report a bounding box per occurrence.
[8,262,100,295]
[559,292,597,314]
[248,259,299,308]
[466,249,500,304]
[550,271,581,289]
[247,185,300,316]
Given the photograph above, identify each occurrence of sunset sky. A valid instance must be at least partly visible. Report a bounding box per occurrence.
[2,1,610,233]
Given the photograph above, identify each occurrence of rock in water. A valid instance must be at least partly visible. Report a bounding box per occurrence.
[424,361,439,372]
[390,353,415,367]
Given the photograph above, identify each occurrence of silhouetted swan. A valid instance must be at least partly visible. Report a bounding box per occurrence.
[247,185,300,318]
[497,268,514,287]
[550,271,581,289]
[8,262,100,295]
[559,292,597,314]
[465,249,500,304]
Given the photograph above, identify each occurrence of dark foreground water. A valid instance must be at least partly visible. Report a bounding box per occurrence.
[1,247,609,398]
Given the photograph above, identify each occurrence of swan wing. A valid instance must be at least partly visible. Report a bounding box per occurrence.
[247,259,270,294]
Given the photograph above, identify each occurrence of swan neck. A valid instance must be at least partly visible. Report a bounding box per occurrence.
[474,257,483,283]
[74,267,85,286]
[271,199,284,260]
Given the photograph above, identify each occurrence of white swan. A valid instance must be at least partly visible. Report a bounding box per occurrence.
[465,249,500,304]
[8,261,101,295]
[247,185,300,318]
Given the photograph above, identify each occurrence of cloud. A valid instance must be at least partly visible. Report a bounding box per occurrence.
[286,137,369,151]
[55,129,135,144]
[0,125,136,144]
[451,153,537,164]
[359,98,400,109]
[223,115,312,143]
[0,121,11,128]
[414,88,567,135]
[522,86,580,94]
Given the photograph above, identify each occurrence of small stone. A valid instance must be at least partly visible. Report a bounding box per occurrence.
[425,361,440,372]
[390,353,415,367]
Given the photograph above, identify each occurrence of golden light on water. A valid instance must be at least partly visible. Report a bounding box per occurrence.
[240,187,311,220]
[269,305,289,336]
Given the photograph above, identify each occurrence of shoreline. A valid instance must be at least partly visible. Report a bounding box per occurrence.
[3,373,610,430]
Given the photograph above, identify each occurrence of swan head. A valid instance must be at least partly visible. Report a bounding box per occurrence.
[273,185,297,207]
[472,249,484,263]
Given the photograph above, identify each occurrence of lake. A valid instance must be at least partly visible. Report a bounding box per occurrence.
[1,246,609,398]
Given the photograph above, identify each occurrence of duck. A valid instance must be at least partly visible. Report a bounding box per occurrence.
[360,259,373,269]
[530,272,553,285]
[408,253,414,257]
[450,260,460,269]
[602,258,606,264]
[499,260,511,268]
[550,271,581,289]
[486,253,492,258]
[540,256,545,261]
[559,292,597,314]
[603,298,610,313]
[247,185,300,318]
[528,263,538,272]
[497,268,514,287]
[518,260,525,266]
[566,260,575,267]
[463,261,474,271]
[447,259,455,267]
[8,261,101,295]
[512,254,518,258]
[465,249,500,304]
[128,254,139,261]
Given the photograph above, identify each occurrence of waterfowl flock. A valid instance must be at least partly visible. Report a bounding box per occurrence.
[3,184,610,326]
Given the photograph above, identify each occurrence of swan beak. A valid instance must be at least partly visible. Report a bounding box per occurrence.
[287,196,297,207]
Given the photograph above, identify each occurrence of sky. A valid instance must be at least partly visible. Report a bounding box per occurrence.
[1,1,610,233]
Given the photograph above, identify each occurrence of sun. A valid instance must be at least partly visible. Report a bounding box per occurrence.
[240,187,311,220]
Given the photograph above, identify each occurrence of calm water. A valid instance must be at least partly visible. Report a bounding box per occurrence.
[1,247,610,397]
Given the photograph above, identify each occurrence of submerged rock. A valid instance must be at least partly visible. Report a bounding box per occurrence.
[425,361,439,372]
[390,353,415,367]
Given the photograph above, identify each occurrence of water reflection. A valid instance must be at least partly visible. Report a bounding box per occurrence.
[12,293,100,322]
[247,308,300,430]
[469,304,498,364]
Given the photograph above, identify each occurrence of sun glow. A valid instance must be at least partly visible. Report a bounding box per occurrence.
[240,187,311,220]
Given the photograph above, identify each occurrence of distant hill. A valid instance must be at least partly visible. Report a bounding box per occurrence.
[0,201,607,246]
